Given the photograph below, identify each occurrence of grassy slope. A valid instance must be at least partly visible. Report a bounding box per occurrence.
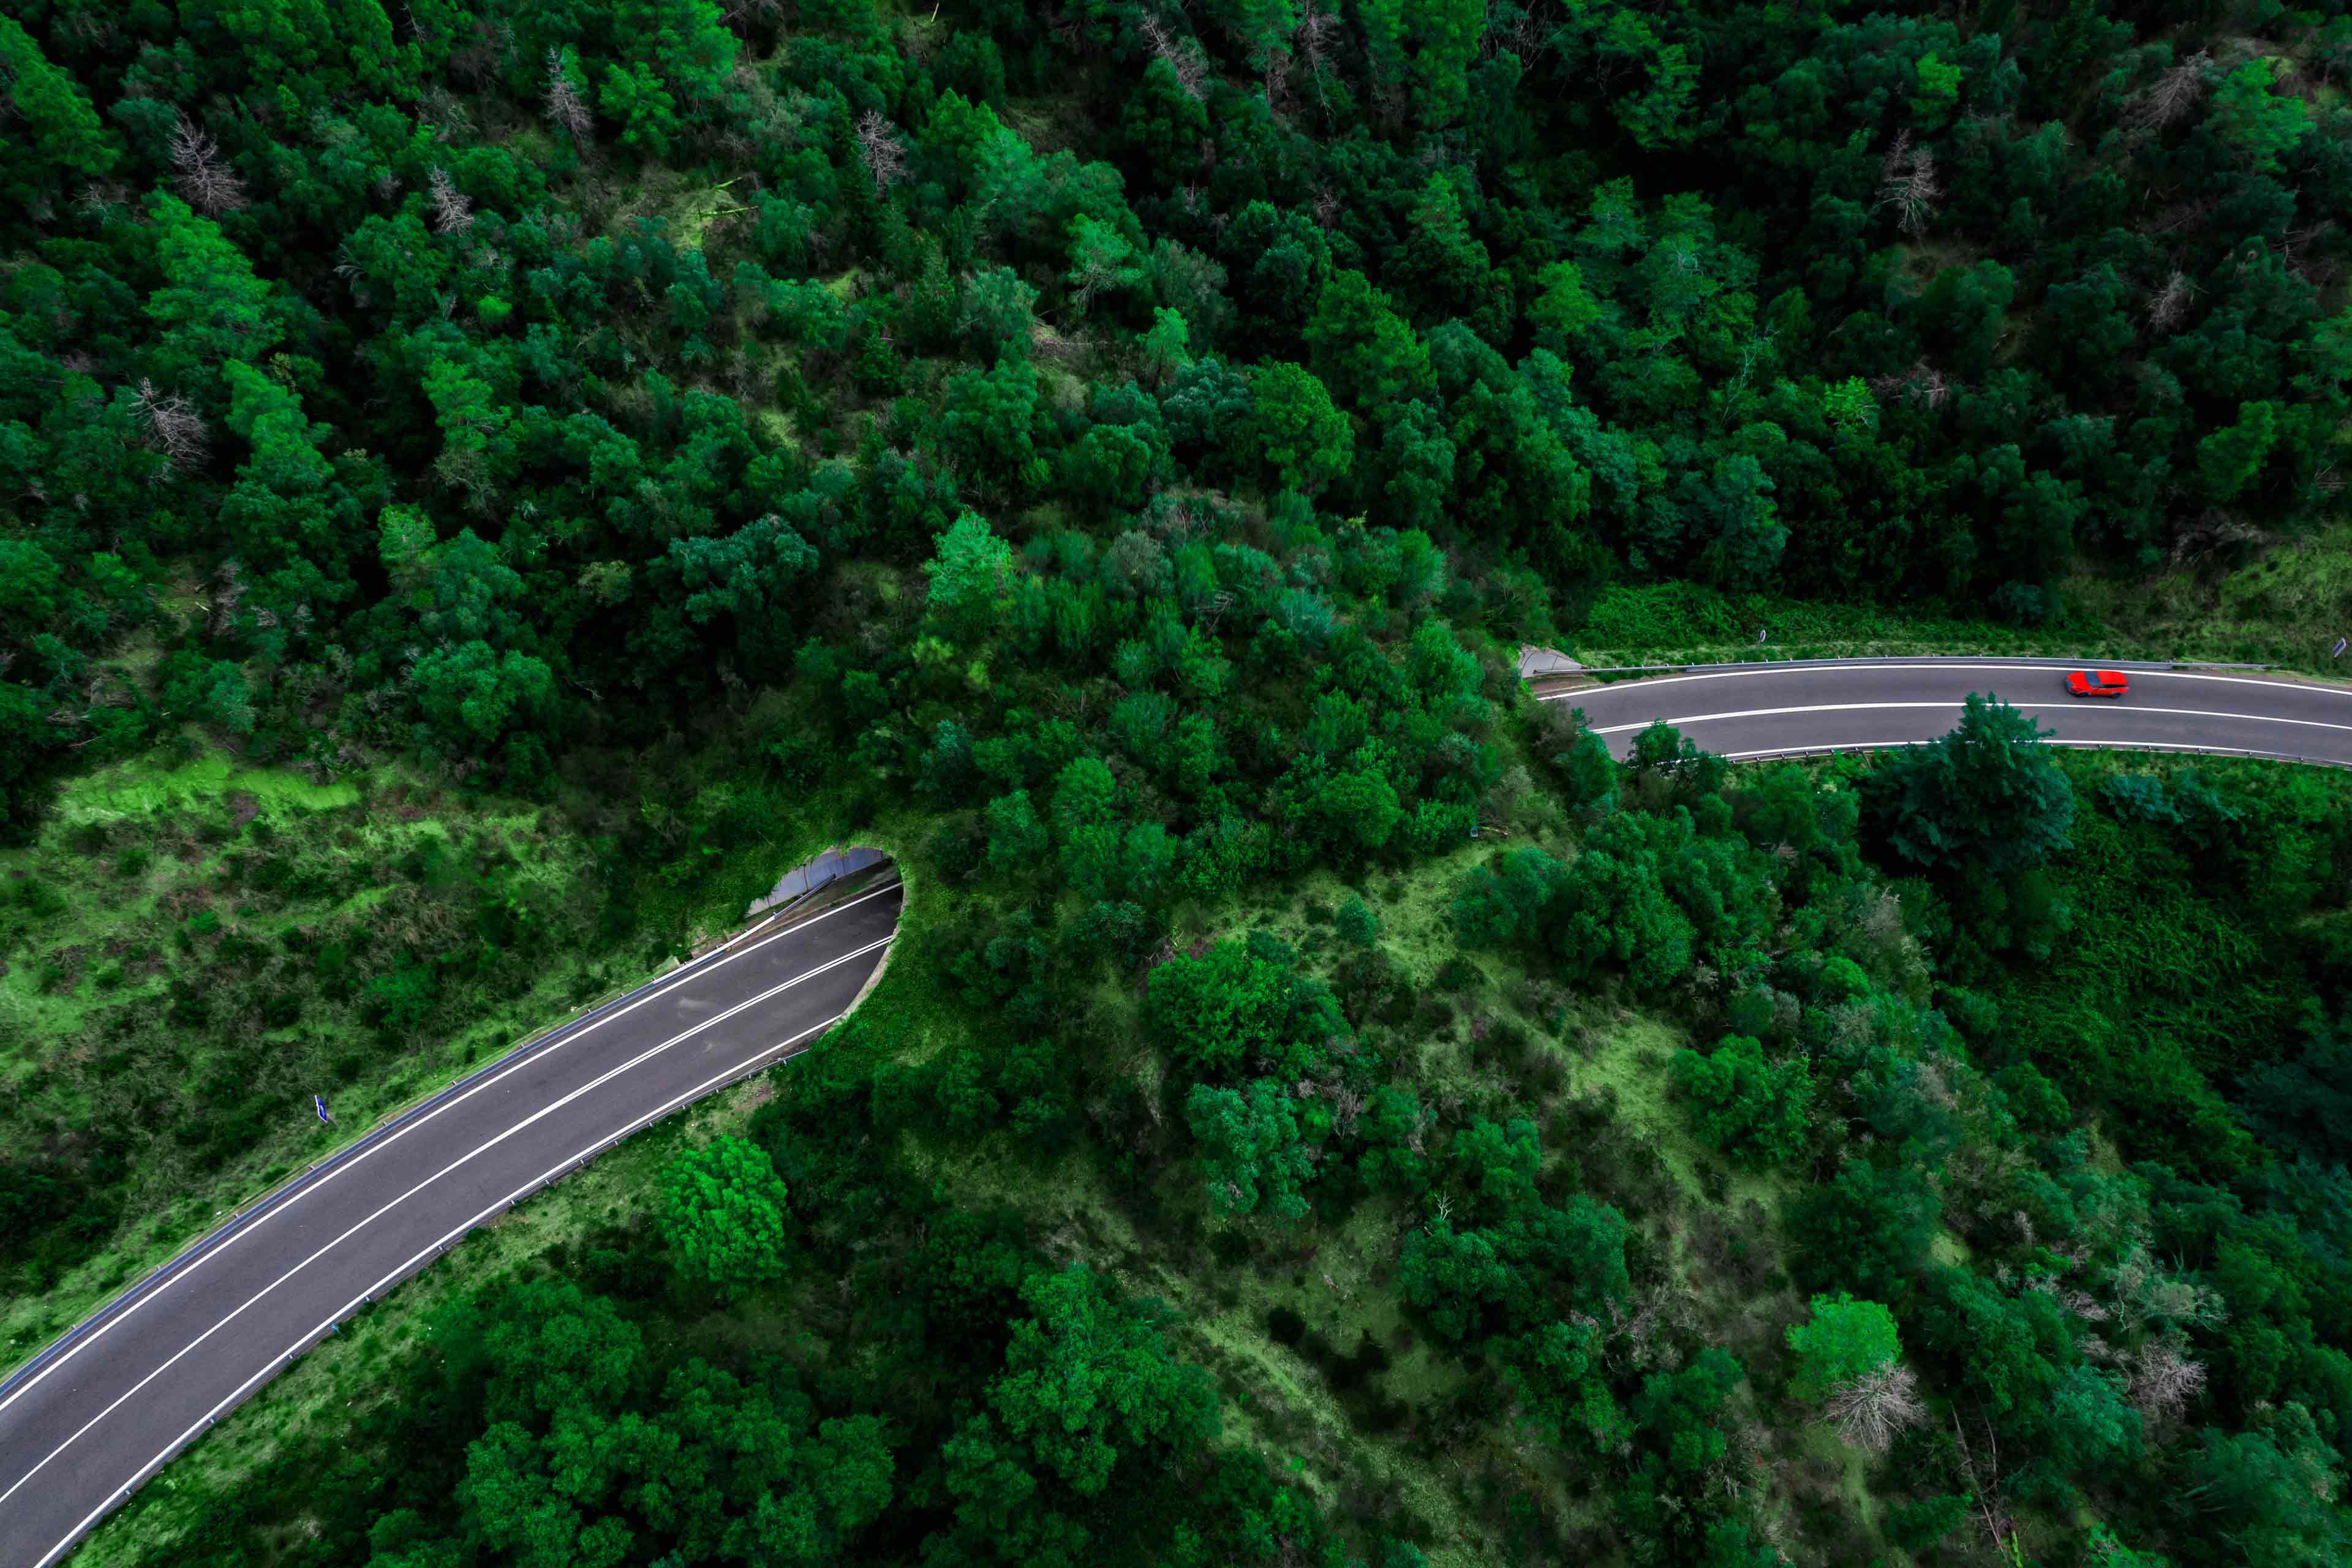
[1567,532,2352,672]
[0,733,859,1379]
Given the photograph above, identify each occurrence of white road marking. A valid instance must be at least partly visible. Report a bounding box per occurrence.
[28,1007,860,1568]
[1591,701,2352,738]
[1540,662,2352,702]
[0,931,891,1510]
[0,881,898,1420]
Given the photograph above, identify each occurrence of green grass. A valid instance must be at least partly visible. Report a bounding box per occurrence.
[863,842,1838,1563]
[1565,543,2352,673]
[2071,522,2352,669]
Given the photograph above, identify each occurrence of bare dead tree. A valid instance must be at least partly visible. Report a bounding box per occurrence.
[74,181,129,218]
[1877,130,1941,240]
[721,0,787,27]
[2283,221,2342,288]
[1137,13,1207,99]
[427,167,474,235]
[544,48,594,146]
[130,379,210,472]
[420,84,475,143]
[1261,50,1291,112]
[854,109,907,197]
[1950,1407,2018,1550]
[1869,359,1952,409]
[1296,0,1341,110]
[2128,1338,2207,1428]
[2126,51,2213,130]
[2147,267,2193,332]
[1822,1363,1926,1453]
[170,112,249,216]
[204,558,250,639]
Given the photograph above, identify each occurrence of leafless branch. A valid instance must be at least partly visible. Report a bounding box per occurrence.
[1137,13,1207,98]
[170,112,248,216]
[1822,1362,1926,1453]
[427,167,474,235]
[2147,268,2194,332]
[2125,52,2213,130]
[1876,131,1941,240]
[544,48,594,146]
[130,379,209,472]
[854,109,907,197]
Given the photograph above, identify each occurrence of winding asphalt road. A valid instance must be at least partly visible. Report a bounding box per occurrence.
[0,875,902,1568]
[1543,657,2352,767]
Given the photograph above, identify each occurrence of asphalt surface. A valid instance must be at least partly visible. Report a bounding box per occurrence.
[0,876,902,1568]
[1543,657,2352,767]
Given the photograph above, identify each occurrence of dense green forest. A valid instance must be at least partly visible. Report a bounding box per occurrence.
[7,0,2352,1561]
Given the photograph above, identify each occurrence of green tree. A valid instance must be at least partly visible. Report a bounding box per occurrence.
[1146,934,1346,1080]
[1406,0,1486,127]
[981,1267,1219,1495]
[0,17,115,190]
[984,789,1050,870]
[1243,362,1352,494]
[1787,1158,1940,1300]
[1672,1035,1814,1167]
[411,643,555,751]
[942,358,1052,500]
[2211,58,2312,173]
[1526,260,1604,354]
[1885,1493,1970,1553]
[926,512,1015,635]
[1864,694,2075,877]
[1185,1079,1316,1219]
[1140,307,1193,389]
[1303,270,1432,410]
[1064,216,1146,317]
[1311,769,1401,851]
[146,194,280,376]
[660,1135,793,1295]
[1784,1293,1901,1401]
[2197,400,2280,502]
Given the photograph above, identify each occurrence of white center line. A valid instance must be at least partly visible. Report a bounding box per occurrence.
[0,881,899,1420]
[27,1006,860,1568]
[1590,701,2352,737]
[1540,663,2352,701]
[0,931,889,1509]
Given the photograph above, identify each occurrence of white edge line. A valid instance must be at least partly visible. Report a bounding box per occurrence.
[1539,663,2352,701]
[0,880,900,1419]
[0,933,891,1517]
[1590,702,2352,737]
[31,1007,858,1568]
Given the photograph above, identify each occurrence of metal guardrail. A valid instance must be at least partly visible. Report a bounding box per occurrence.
[1548,655,2276,678]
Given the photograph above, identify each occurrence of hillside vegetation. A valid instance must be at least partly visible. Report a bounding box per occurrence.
[7,0,2352,1563]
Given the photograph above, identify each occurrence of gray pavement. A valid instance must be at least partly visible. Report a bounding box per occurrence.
[1543,658,2352,767]
[0,877,902,1568]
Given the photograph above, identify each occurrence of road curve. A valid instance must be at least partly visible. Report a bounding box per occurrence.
[0,876,903,1568]
[1542,657,2352,767]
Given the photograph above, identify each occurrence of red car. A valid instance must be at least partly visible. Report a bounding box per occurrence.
[2065,669,2130,698]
